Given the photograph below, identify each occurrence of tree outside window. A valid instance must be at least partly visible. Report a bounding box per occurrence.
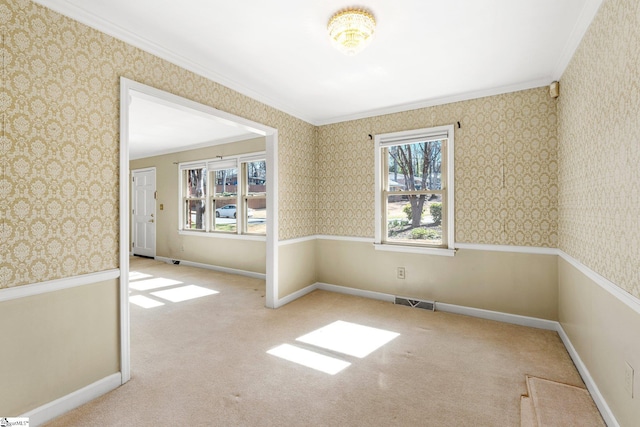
[375,125,454,251]
[184,167,206,230]
[385,140,444,245]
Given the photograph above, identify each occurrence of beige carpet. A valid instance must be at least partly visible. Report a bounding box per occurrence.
[520,396,536,427]
[45,257,593,426]
[523,376,605,427]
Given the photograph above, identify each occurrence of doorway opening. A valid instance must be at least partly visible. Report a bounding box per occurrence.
[119,78,279,383]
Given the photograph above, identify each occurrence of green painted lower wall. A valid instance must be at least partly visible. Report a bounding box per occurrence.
[0,279,120,416]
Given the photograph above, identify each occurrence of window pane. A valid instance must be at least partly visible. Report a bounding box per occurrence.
[185,168,206,197]
[245,160,266,235]
[246,197,266,234]
[247,161,267,195]
[386,194,442,245]
[214,168,238,197]
[213,199,237,232]
[387,141,442,191]
[185,200,205,230]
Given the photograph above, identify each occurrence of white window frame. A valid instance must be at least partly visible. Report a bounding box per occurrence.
[179,162,207,232]
[241,154,267,236]
[178,151,267,240]
[374,125,456,256]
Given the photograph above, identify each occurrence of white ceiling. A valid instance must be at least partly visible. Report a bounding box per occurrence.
[36,0,602,127]
[128,93,257,160]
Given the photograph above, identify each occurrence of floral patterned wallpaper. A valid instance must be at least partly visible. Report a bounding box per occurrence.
[0,0,315,288]
[317,87,558,247]
[558,0,640,298]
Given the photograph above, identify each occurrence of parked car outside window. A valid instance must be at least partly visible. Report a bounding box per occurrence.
[215,204,254,219]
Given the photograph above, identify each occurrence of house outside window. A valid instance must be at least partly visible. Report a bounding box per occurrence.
[179,152,266,237]
[374,125,455,255]
[211,166,238,233]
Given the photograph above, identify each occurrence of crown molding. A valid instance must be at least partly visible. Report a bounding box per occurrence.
[551,0,604,80]
[32,0,603,128]
[314,78,553,126]
[31,0,315,124]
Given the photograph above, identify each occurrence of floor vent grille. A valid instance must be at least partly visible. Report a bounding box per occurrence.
[395,297,435,311]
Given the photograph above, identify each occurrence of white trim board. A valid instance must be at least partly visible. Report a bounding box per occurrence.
[0,269,120,303]
[454,243,559,256]
[280,235,559,256]
[316,282,395,303]
[556,325,619,427]
[435,302,557,331]
[22,373,121,427]
[558,250,640,315]
[278,235,317,246]
[274,283,317,308]
[155,257,266,280]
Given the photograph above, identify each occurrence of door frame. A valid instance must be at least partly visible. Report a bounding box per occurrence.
[131,167,157,258]
[119,77,279,384]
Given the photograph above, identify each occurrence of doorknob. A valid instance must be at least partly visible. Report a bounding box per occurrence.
[149,219,154,223]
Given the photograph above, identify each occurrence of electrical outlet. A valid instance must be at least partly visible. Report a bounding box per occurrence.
[624,362,634,397]
[397,267,405,280]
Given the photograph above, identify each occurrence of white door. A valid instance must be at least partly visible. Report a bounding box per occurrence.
[132,168,156,257]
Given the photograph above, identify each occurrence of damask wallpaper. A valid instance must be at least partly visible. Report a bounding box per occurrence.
[0,0,315,289]
[317,87,558,247]
[558,0,640,298]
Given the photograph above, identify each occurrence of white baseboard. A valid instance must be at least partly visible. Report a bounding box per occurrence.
[22,373,121,426]
[556,325,619,427]
[155,256,266,280]
[275,283,317,308]
[316,282,395,303]
[435,302,558,331]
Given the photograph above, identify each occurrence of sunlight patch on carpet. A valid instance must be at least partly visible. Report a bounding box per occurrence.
[151,285,219,302]
[129,295,165,308]
[267,344,351,375]
[130,277,183,291]
[129,271,153,281]
[296,320,400,358]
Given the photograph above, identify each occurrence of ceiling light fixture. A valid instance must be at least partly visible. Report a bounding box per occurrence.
[327,8,376,56]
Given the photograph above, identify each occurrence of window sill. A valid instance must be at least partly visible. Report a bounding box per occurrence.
[178,230,266,242]
[373,243,456,257]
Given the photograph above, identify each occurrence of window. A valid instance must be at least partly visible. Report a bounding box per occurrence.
[244,159,267,234]
[179,152,267,237]
[211,166,238,233]
[374,126,454,254]
[182,166,207,230]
